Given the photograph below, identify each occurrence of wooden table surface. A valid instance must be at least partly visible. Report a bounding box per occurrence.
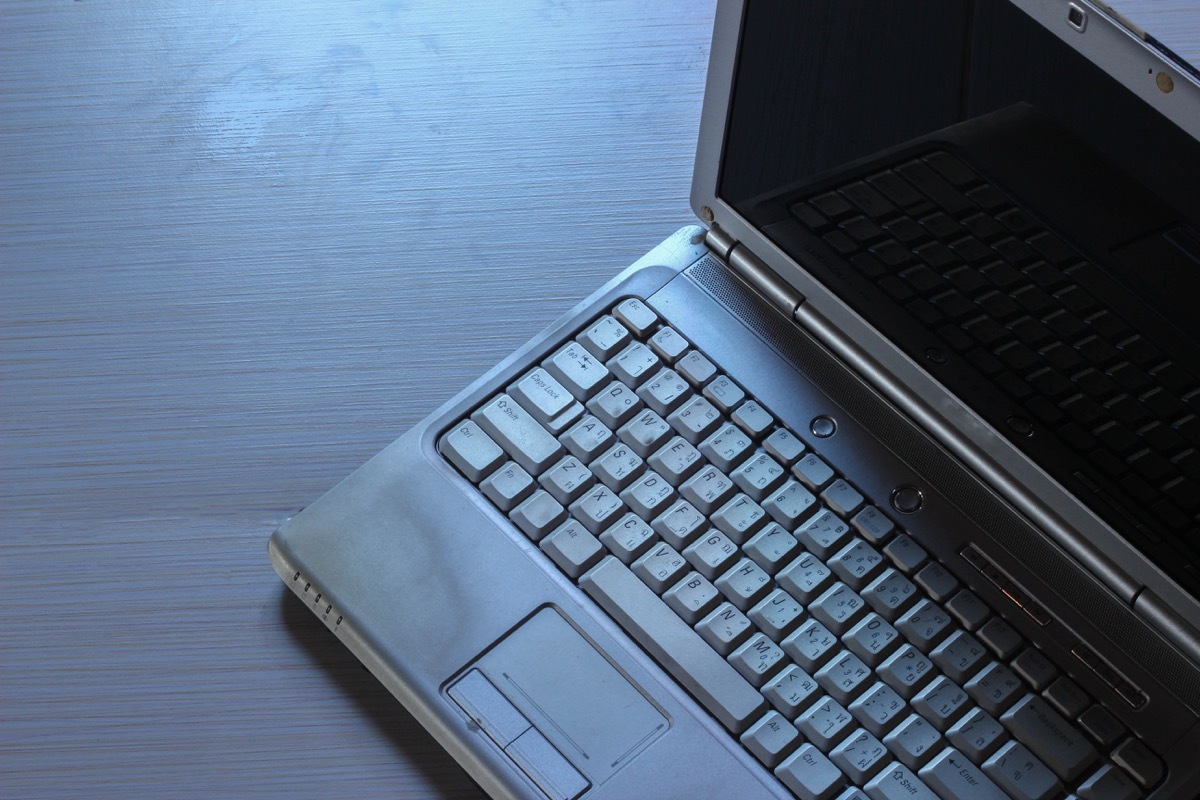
[2,2,1195,798]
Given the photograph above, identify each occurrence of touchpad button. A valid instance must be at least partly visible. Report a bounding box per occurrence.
[467,606,669,787]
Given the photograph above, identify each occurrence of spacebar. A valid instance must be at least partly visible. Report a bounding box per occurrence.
[580,556,766,733]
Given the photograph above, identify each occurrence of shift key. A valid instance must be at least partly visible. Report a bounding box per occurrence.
[473,394,563,475]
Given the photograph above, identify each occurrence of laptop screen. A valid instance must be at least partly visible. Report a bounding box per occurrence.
[717,0,1200,592]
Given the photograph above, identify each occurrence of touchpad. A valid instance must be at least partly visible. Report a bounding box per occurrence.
[449,607,669,793]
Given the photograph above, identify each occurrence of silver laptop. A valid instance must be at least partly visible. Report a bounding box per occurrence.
[269,2,1200,798]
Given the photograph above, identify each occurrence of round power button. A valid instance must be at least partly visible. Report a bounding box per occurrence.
[891,486,924,514]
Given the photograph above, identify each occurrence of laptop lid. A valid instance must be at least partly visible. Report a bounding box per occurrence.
[691,0,1200,657]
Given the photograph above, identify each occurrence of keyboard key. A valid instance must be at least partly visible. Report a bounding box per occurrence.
[896,599,953,650]
[851,505,894,544]
[814,649,873,704]
[830,728,889,785]
[731,401,774,440]
[539,455,594,504]
[662,570,720,624]
[679,464,736,514]
[559,414,614,461]
[607,341,660,386]
[650,498,707,548]
[710,493,767,544]
[648,325,690,363]
[616,408,672,457]
[636,367,692,416]
[742,522,799,573]
[762,479,819,528]
[763,664,820,718]
[703,374,746,412]
[598,512,656,564]
[682,529,739,579]
[1110,737,1163,789]
[764,427,806,464]
[777,743,846,800]
[945,588,990,630]
[1010,647,1058,692]
[865,762,939,800]
[473,394,564,475]
[586,380,644,429]
[510,490,566,540]
[714,557,772,610]
[480,460,535,511]
[947,707,1007,762]
[797,696,856,750]
[748,587,805,640]
[592,441,644,490]
[882,533,928,573]
[821,479,865,517]
[620,469,675,518]
[913,562,958,602]
[978,615,1024,659]
[578,314,632,360]
[631,541,688,593]
[983,740,1063,800]
[696,601,754,656]
[543,340,610,400]
[647,435,702,485]
[930,629,988,684]
[741,710,800,768]
[921,747,1008,800]
[611,297,658,337]
[730,451,787,501]
[1043,675,1090,719]
[911,676,969,732]
[580,556,765,732]
[675,349,717,386]
[698,422,753,472]
[783,618,840,671]
[568,483,625,533]
[440,420,506,482]
[849,681,907,737]
[809,581,867,634]
[878,645,936,700]
[841,613,900,667]
[729,632,787,686]
[1000,694,1097,782]
[777,550,835,603]
[793,451,836,489]
[966,661,1024,716]
[829,538,885,590]
[1076,763,1141,800]
[797,508,852,558]
[540,519,605,578]
[509,367,585,433]
[667,395,723,443]
[883,713,943,769]
[1076,704,1125,748]
[863,568,919,621]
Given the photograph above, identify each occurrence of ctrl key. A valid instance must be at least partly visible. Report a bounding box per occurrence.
[776,743,845,800]
[440,420,505,483]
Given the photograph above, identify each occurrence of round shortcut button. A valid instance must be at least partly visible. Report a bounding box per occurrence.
[810,416,837,438]
[891,486,924,514]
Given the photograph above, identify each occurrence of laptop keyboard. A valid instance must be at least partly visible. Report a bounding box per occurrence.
[439,297,1164,800]
[789,150,1200,592]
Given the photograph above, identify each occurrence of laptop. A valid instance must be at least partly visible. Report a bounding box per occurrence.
[270,1,1200,798]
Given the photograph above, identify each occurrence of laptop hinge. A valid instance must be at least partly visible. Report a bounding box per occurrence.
[705,225,804,315]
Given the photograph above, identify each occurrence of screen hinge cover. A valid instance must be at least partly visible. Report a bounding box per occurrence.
[704,225,804,316]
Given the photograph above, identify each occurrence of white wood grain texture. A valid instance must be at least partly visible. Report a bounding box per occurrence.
[0,2,1194,798]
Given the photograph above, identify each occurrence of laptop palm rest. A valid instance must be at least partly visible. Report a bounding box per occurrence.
[448,607,669,799]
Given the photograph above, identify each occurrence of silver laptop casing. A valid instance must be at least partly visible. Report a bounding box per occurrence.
[271,2,1200,797]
